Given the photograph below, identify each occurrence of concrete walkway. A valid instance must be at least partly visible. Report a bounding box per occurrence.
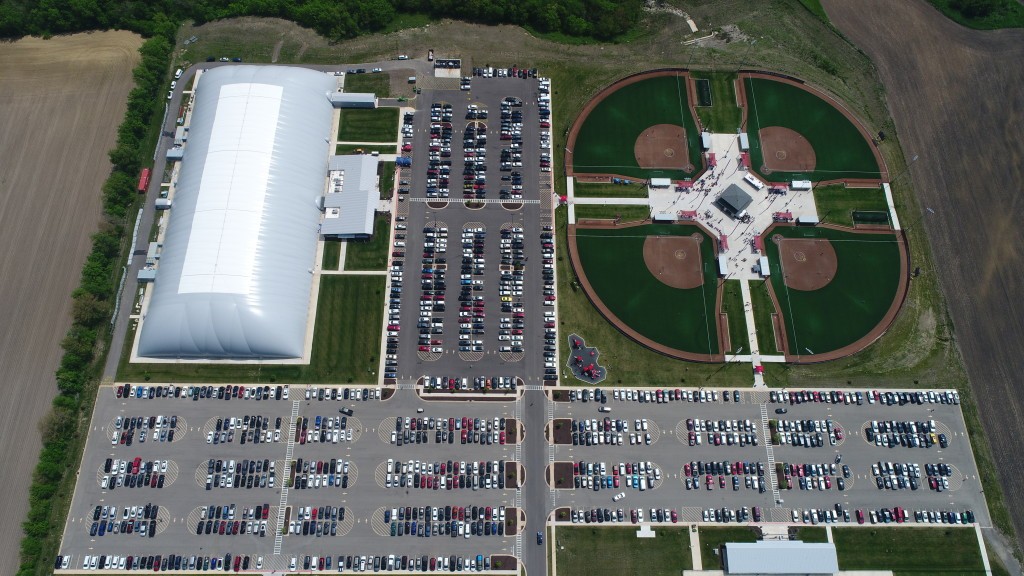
[566,177,576,224]
[738,280,766,388]
[336,240,348,271]
[976,524,994,576]
[689,526,702,570]
[882,183,902,230]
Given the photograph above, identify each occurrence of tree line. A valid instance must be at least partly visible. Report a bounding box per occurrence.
[0,0,644,41]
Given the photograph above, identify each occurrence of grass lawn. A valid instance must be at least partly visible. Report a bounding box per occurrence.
[336,143,397,155]
[322,240,341,271]
[574,223,719,355]
[118,275,385,384]
[794,526,828,543]
[699,526,758,569]
[556,526,691,576]
[764,226,902,355]
[926,0,1024,29]
[573,73,703,180]
[833,527,986,575]
[574,181,649,198]
[744,77,880,181]
[337,107,398,143]
[748,280,781,354]
[814,184,889,226]
[556,207,749,386]
[575,204,649,222]
[721,279,748,353]
[691,71,742,133]
[378,161,395,200]
[797,0,831,24]
[343,72,391,97]
[345,214,391,271]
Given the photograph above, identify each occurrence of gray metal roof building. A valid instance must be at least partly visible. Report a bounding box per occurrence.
[724,541,838,575]
[716,183,754,218]
[321,154,379,238]
[329,92,377,108]
[137,66,335,359]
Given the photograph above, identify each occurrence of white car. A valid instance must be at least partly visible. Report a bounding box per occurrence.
[612,492,626,502]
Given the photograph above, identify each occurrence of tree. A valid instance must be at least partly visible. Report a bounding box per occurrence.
[71,293,109,327]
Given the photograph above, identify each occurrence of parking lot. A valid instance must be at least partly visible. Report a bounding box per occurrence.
[389,72,556,387]
[550,387,988,528]
[58,384,519,572]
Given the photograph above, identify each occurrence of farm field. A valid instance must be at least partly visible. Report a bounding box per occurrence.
[556,527,691,576]
[823,0,1024,555]
[574,223,720,356]
[0,30,142,574]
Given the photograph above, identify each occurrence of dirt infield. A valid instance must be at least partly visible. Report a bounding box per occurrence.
[566,220,727,362]
[0,30,141,573]
[775,237,837,291]
[759,126,816,173]
[642,234,704,289]
[566,68,704,182]
[634,124,693,171]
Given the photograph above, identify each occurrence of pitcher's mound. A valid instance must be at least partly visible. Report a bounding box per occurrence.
[776,237,837,291]
[643,234,704,289]
[760,126,816,173]
[635,124,693,171]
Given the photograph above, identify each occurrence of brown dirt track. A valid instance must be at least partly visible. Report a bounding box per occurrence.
[823,0,1024,558]
[0,31,141,572]
[642,234,704,289]
[634,124,692,171]
[759,126,816,173]
[775,237,838,291]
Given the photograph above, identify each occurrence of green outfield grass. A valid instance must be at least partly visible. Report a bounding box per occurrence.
[343,72,391,97]
[691,71,742,133]
[118,275,385,383]
[572,73,703,180]
[764,225,902,355]
[574,181,650,198]
[833,527,986,575]
[721,279,748,353]
[345,214,391,271]
[574,223,719,355]
[814,184,890,226]
[744,77,880,181]
[337,107,398,143]
[556,527,692,576]
[574,205,650,222]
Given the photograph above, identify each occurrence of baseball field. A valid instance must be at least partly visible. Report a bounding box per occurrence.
[569,71,703,181]
[763,225,906,359]
[742,75,883,183]
[571,223,721,359]
[0,30,142,573]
